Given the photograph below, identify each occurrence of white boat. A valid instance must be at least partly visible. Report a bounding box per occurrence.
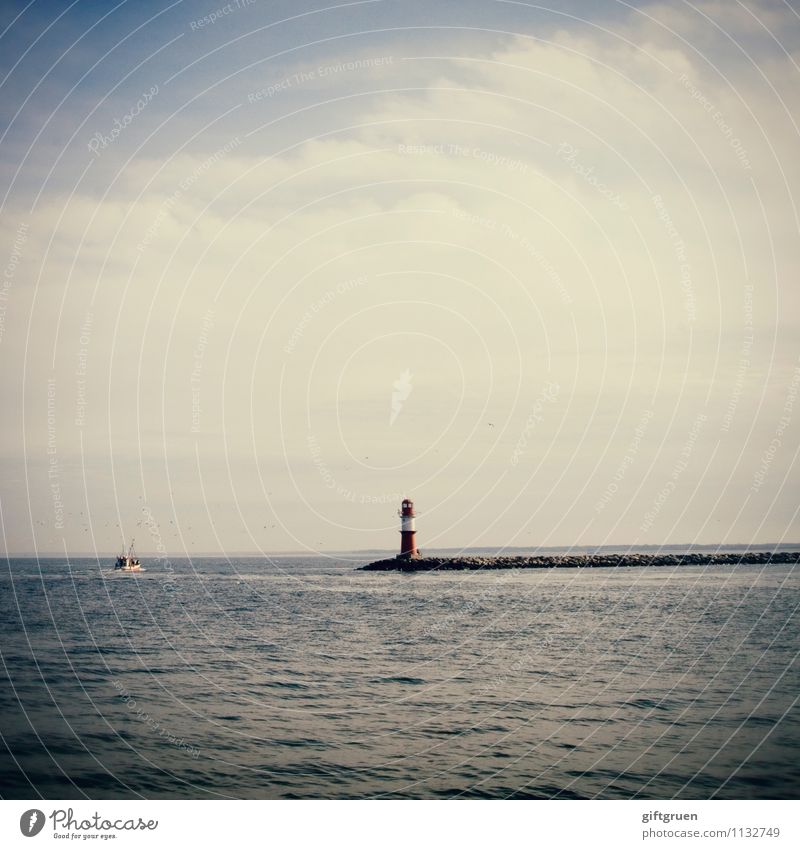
[115,539,142,572]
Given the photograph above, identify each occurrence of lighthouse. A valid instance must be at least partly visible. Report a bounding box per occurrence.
[398,498,419,559]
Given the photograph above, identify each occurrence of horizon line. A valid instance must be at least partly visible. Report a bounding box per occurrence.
[5,542,800,559]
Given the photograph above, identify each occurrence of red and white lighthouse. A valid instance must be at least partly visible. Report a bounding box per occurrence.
[398,498,419,559]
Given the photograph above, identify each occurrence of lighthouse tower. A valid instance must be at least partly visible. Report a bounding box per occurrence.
[398,498,419,559]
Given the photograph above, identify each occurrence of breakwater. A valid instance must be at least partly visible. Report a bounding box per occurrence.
[360,551,800,571]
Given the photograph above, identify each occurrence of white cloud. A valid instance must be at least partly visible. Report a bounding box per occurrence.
[3,5,799,551]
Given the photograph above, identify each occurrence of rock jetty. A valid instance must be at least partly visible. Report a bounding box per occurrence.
[359,551,800,571]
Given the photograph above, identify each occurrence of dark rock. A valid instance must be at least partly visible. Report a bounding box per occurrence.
[358,552,800,572]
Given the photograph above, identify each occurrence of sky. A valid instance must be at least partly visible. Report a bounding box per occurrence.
[0,0,798,555]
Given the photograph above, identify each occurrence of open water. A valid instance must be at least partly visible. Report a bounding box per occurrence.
[1,556,798,799]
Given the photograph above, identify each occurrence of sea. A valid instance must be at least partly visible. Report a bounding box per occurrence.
[1,553,798,799]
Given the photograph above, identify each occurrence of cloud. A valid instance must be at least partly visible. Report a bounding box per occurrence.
[2,3,798,551]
